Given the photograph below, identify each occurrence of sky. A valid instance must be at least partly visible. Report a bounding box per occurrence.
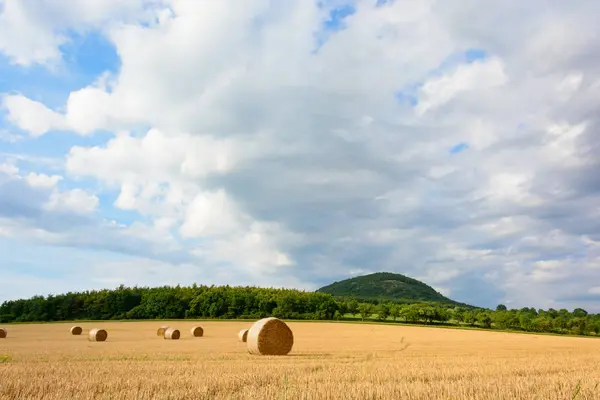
[1,0,600,311]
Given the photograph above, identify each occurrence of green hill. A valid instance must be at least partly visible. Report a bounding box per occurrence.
[316,272,467,306]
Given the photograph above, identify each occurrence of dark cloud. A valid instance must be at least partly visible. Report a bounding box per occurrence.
[445,270,507,308]
[556,294,600,303]
[0,175,48,219]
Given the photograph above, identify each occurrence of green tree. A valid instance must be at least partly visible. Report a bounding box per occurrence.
[496,304,507,311]
[435,307,451,323]
[389,304,400,321]
[418,306,437,323]
[463,311,477,326]
[377,303,390,321]
[570,317,587,335]
[477,311,492,328]
[592,320,600,335]
[573,308,588,318]
[492,311,510,329]
[401,305,420,323]
[553,315,569,332]
[518,313,533,331]
[531,316,553,332]
[452,307,465,325]
[358,303,374,321]
[346,299,359,317]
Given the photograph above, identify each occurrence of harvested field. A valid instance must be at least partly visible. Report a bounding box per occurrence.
[0,321,599,399]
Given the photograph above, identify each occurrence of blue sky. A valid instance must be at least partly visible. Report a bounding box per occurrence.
[1,0,600,311]
[313,2,356,52]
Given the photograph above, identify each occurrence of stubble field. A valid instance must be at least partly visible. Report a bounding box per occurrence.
[0,321,599,399]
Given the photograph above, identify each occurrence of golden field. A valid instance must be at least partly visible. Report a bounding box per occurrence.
[0,321,599,399]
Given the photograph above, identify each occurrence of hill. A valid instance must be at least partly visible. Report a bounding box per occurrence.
[316,272,468,306]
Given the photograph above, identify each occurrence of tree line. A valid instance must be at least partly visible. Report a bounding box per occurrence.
[1,284,599,336]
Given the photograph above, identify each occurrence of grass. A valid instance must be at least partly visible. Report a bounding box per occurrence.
[572,380,582,399]
[1,321,599,399]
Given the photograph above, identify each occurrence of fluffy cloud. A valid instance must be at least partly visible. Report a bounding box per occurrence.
[1,95,67,136]
[0,0,167,67]
[2,0,600,310]
[0,161,189,265]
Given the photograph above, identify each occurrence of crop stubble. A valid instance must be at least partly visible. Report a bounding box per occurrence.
[0,321,599,399]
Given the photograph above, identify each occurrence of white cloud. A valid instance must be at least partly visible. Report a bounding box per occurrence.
[589,287,600,295]
[26,172,62,188]
[0,0,167,67]
[0,161,19,176]
[1,95,66,136]
[66,129,248,184]
[0,0,64,66]
[0,167,99,217]
[45,188,99,214]
[66,129,293,273]
[530,261,569,284]
[415,57,508,116]
[64,86,113,135]
[179,190,246,238]
[2,0,600,310]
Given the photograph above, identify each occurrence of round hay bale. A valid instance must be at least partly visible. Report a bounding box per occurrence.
[0,328,6,338]
[70,326,83,335]
[238,328,248,343]
[247,317,293,356]
[157,326,169,337]
[88,328,108,342]
[190,326,203,337]
[164,328,180,340]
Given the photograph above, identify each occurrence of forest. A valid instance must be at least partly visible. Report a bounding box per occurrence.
[316,271,463,305]
[1,284,599,336]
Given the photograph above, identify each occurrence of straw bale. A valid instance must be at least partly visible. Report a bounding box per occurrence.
[70,326,83,335]
[164,328,180,340]
[190,326,203,337]
[157,326,169,337]
[238,328,248,342]
[88,328,107,342]
[247,317,293,356]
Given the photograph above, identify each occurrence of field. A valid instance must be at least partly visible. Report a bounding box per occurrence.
[1,321,599,399]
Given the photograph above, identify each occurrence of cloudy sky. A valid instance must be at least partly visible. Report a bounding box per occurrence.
[1,0,600,311]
